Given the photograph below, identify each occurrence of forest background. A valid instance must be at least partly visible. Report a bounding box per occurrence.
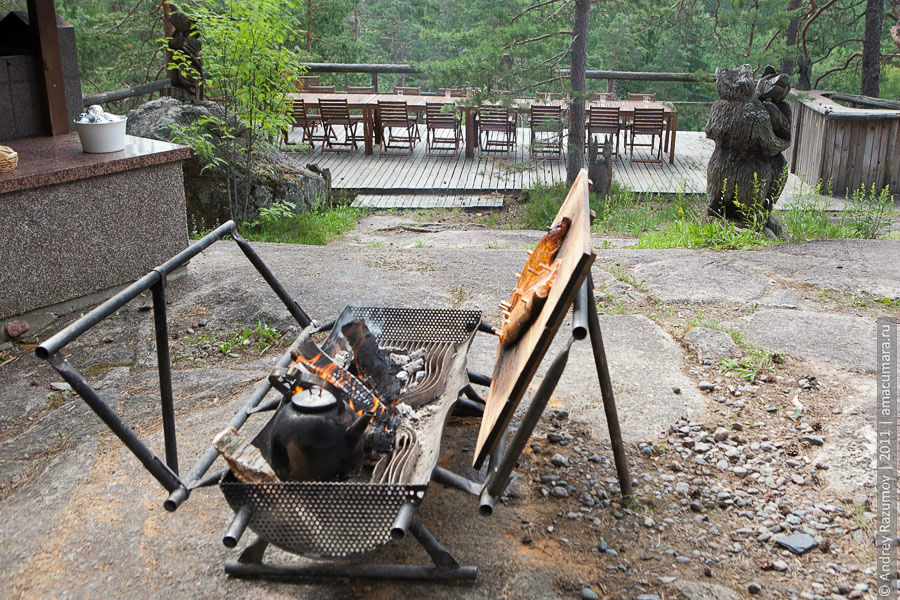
[3,0,899,131]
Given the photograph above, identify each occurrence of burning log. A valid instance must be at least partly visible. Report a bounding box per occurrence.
[341,319,402,403]
[498,217,570,347]
[213,426,280,483]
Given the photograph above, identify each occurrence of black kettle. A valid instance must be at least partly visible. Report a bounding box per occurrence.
[269,386,374,482]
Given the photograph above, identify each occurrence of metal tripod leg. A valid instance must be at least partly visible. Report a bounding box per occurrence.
[584,274,633,499]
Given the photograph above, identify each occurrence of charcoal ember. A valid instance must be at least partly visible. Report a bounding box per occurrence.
[407,348,427,361]
[396,370,409,383]
[403,358,425,374]
[341,319,401,402]
[414,370,425,384]
[333,350,352,367]
[390,352,410,367]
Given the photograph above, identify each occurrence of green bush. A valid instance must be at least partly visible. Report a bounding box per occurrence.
[240,201,362,245]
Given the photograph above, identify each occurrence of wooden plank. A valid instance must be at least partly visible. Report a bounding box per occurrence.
[888,121,900,191]
[473,170,596,468]
[30,0,69,135]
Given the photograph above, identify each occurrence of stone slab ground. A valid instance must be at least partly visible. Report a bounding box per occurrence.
[0,219,895,599]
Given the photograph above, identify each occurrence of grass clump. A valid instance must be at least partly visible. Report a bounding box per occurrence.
[240,200,362,245]
[636,219,771,250]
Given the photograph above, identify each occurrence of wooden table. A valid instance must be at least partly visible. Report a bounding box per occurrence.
[290,93,677,163]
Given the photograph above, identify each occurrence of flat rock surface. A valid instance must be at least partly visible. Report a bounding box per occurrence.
[0,222,893,599]
[724,309,875,373]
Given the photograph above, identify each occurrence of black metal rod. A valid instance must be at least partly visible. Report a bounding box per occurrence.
[223,504,253,548]
[466,370,492,387]
[164,334,305,511]
[572,280,589,341]
[477,320,496,335]
[151,279,178,474]
[462,384,485,405]
[479,430,508,516]
[486,337,573,501]
[409,517,460,569]
[36,221,236,359]
[452,397,484,417]
[49,354,185,494]
[431,466,481,496]
[192,468,227,489]
[231,231,311,329]
[585,276,632,499]
[390,502,416,540]
[224,561,477,582]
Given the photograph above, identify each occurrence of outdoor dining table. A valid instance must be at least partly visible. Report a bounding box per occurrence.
[289,93,677,163]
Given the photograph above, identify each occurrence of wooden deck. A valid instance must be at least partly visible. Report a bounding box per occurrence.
[289,127,713,196]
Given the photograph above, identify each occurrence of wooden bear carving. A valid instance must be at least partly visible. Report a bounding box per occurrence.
[705,65,791,227]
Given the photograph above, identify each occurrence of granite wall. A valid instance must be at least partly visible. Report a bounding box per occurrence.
[0,162,188,320]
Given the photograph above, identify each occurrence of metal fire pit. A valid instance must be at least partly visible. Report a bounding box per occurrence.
[220,305,481,561]
[34,171,632,585]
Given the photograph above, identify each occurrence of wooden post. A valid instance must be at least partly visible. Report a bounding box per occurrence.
[28,0,69,135]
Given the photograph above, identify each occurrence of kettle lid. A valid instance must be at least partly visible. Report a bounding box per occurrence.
[290,386,339,412]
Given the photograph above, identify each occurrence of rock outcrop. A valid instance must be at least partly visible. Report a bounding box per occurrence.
[127,97,327,228]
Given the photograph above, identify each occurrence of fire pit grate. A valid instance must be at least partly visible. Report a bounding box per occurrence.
[221,479,425,559]
[220,305,481,560]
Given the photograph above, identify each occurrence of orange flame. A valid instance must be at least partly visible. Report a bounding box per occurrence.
[290,347,387,418]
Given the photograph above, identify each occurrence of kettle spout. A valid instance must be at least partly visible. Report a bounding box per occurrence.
[346,411,375,447]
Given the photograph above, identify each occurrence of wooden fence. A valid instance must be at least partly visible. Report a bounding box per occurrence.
[789,90,900,195]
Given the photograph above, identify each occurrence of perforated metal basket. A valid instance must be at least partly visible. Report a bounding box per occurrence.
[220,306,481,560]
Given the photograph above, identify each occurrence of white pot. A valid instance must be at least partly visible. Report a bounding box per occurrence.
[74,117,127,153]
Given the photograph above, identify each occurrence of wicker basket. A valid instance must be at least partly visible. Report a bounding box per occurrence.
[0,145,17,173]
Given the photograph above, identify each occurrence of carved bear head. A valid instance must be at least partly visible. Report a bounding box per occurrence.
[715,64,755,101]
[756,65,790,103]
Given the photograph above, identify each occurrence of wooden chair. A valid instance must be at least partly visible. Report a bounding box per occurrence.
[393,86,420,96]
[627,92,656,101]
[293,75,320,92]
[628,108,665,163]
[529,105,563,159]
[347,85,375,94]
[425,102,462,156]
[377,100,418,156]
[437,88,466,98]
[282,98,322,150]
[307,85,336,93]
[318,98,362,153]
[535,92,565,102]
[586,106,620,160]
[592,92,614,102]
[478,106,517,157]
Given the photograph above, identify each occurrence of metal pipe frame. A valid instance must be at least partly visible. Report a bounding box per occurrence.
[584,275,633,499]
[223,504,253,548]
[572,280,589,341]
[466,370,492,387]
[34,221,318,512]
[431,466,481,496]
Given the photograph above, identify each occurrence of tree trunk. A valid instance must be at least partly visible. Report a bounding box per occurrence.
[861,0,883,96]
[779,0,801,76]
[306,0,313,53]
[566,0,590,185]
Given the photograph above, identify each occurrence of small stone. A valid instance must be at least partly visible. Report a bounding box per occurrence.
[50,382,71,392]
[731,422,743,431]
[733,466,748,478]
[198,319,208,327]
[547,432,564,444]
[690,501,704,513]
[699,381,716,391]
[772,560,788,572]
[550,486,569,498]
[672,386,681,394]
[670,461,684,472]
[748,582,762,594]
[800,435,824,447]
[581,587,600,600]
[659,576,676,584]
[675,482,690,496]
[605,548,618,558]
[550,453,569,467]
[596,537,608,552]
[5,320,29,339]
[765,406,777,413]
[776,532,818,555]
[713,428,729,442]
[635,595,661,600]
[186,327,195,335]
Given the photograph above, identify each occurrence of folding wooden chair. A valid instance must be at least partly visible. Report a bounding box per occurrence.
[627,92,656,101]
[347,85,375,94]
[293,75,320,92]
[437,88,466,98]
[586,106,620,160]
[535,92,565,102]
[307,85,336,93]
[393,86,421,96]
[318,98,362,153]
[425,102,462,156]
[628,108,665,163]
[592,92,614,102]
[529,105,563,159]
[478,106,517,157]
[282,98,322,150]
[377,100,418,156]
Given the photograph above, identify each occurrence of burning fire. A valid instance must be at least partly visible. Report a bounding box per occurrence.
[290,344,389,420]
